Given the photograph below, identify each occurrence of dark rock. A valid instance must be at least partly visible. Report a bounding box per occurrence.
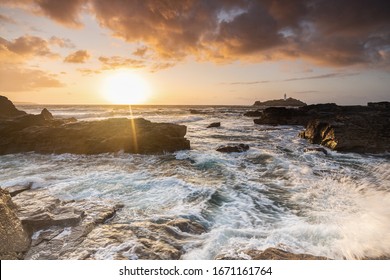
[244,109,263,117]
[40,108,54,120]
[0,96,27,119]
[0,188,31,259]
[367,101,390,110]
[215,248,329,260]
[207,122,220,128]
[299,111,390,153]
[304,147,328,155]
[0,97,190,155]
[0,116,190,155]
[254,107,310,126]
[217,144,249,153]
[190,109,204,114]
[253,101,390,153]
[253,97,307,107]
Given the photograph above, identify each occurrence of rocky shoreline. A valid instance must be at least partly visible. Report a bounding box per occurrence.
[0,96,190,155]
[247,102,390,153]
[1,186,329,260]
[1,96,389,260]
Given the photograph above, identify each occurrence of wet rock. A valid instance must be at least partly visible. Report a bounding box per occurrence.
[0,96,27,119]
[252,101,390,153]
[167,218,207,235]
[303,147,328,155]
[215,248,328,260]
[207,122,220,128]
[244,109,263,117]
[0,96,190,155]
[0,188,30,259]
[0,115,190,155]
[5,183,32,197]
[217,144,249,153]
[254,107,310,126]
[299,110,390,153]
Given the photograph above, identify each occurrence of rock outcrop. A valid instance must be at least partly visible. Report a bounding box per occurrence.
[0,96,27,118]
[253,97,307,107]
[217,144,249,153]
[0,188,30,259]
[207,122,221,128]
[3,186,207,260]
[215,248,328,260]
[0,96,190,155]
[252,102,390,153]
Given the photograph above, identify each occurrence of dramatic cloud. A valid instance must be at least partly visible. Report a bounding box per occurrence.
[0,65,63,91]
[2,0,390,67]
[98,56,145,69]
[64,50,90,63]
[0,0,86,27]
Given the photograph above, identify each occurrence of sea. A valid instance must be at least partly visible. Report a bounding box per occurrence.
[1,104,389,260]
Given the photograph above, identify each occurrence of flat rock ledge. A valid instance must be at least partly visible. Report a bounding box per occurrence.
[0,186,208,260]
[0,96,190,155]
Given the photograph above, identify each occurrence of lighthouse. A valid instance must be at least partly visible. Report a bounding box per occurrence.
[284,93,287,101]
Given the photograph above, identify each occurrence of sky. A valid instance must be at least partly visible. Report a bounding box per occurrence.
[0,0,389,105]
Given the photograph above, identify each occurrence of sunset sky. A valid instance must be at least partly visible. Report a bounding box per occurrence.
[0,0,389,105]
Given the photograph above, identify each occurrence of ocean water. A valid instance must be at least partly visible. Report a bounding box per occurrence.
[1,105,389,260]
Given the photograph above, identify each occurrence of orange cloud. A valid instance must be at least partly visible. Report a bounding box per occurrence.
[3,0,390,68]
[64,50,90,63]
[0,65,64,91]
[0,35,59,59]
[98,56,145,69]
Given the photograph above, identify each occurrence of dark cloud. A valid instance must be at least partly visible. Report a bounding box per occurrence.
[64,50,90,63]
[283,72,359,82]
[224,72,358,86]
[98,56,145,69]
[3,0,390,67]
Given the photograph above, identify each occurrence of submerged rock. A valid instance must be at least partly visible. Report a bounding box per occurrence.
[217,144,249,153]
[215,248,328,260]
[0,188,31,259]
[207,122,221,128]
[303,147,328,155]
[0,96,190,155]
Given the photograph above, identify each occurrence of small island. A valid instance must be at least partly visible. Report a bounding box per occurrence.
[253,96,307,107]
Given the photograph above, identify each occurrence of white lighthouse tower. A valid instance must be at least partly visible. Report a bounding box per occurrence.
[284,93,287,101]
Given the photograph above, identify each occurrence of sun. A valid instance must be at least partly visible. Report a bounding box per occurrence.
[101,70,151,104]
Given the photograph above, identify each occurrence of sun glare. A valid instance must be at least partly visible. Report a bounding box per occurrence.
[102,71,151,104]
